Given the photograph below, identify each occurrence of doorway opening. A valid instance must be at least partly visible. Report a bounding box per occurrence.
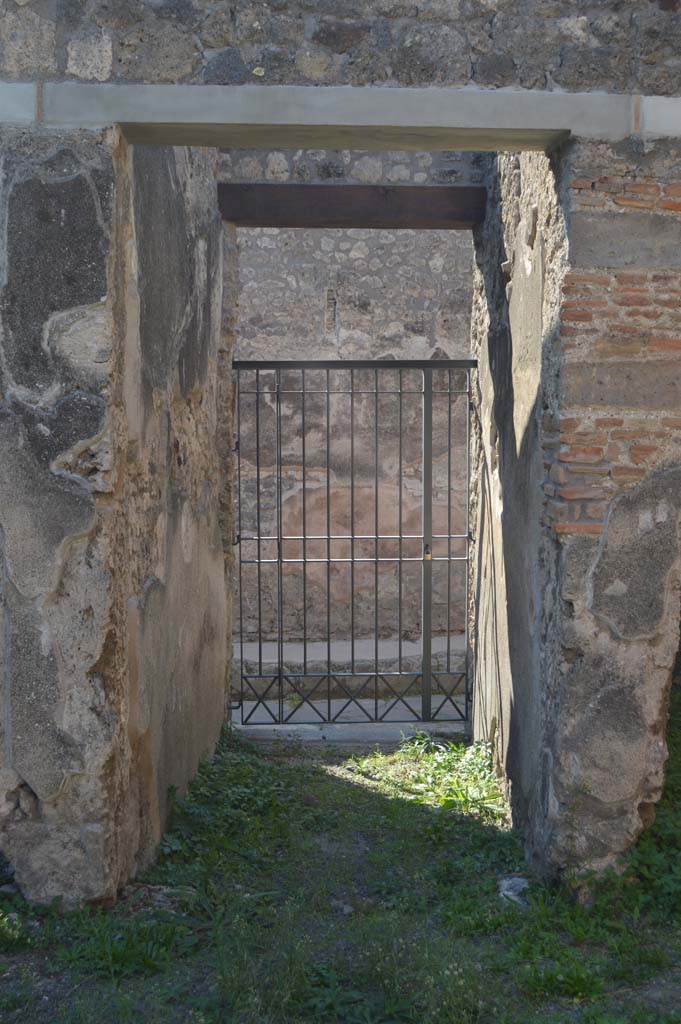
[233,359,473,727]
[221,179,484,733]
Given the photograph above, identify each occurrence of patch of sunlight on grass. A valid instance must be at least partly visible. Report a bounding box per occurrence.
[2,699,681,1023]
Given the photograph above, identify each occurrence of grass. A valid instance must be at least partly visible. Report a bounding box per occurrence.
[0,688,680,1022]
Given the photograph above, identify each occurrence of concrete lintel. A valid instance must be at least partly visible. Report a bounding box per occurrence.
[41,83,636,151]
[0,82,37,124]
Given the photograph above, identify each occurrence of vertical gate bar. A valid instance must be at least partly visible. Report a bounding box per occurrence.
[326,368,331,722]
[350,368,356,676]
[374,367,379,720]
[276,368,284,723]
[255,369,263,678]
[301,368,307,676]
[421,367,433,722]
[447,368,452,674]
[465,368,471,724]
[398,368,403,676]
[236,369,245,722]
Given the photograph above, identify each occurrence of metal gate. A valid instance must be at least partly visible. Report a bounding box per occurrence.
[232,360,474,726]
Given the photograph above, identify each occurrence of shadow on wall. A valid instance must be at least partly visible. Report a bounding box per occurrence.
[470,151,563,855]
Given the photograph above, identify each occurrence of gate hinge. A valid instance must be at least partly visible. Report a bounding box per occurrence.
[233,532,241,546]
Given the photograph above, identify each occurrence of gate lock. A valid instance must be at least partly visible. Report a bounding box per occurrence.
[424,544,432,561]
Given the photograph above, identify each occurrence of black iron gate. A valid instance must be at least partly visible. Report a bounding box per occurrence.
[232,360,474,726]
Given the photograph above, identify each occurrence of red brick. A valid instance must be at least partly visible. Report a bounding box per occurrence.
[561,325,595,337]
[614,272,648,286]
[558,446,605,464]
[664,183,681,198]
[562,308,594,322]
[623,183,661,196]
[566,464,612,477]
[648,336,681,352]
[594,417,624,428]
[626,309,664,320]
[662,417,681,429]
[562,298,609,309]
[554,522,604,536]
[611,429,664,440]
[660,199,681,213]
[558,485,609,500]
[602,322,648,334]
[614,292,653,307]
[630,444,658,464]
[560,432,609,445]
[570,178,597,190]
[614,196,657,210]
[611,466,646,481]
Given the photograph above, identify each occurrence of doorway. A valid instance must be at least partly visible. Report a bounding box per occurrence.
[232,359,474,726]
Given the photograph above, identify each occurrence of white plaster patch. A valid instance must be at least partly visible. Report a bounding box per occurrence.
[45,304,112,386]
[638,509,654,534]
[264,152,289,182]
[67,31,113,82]
[604,579,628,598]
[557,16,591,44]
[39,621,53,657]
[655,501,669,524]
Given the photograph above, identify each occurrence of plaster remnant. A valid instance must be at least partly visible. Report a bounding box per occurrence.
[67,31,114,82]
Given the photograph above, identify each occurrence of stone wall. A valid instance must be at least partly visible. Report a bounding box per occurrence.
[1,2,680,95]
[224,147,479,369]
[0,132,230,904]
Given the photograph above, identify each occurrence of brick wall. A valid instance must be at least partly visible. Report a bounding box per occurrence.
[535,138,681,873]
[544,261,681,537]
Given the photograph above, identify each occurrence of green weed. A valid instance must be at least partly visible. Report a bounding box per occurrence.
[2,707,681,1023]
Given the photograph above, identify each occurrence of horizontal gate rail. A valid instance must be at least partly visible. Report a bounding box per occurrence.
[233,359,476,726]
[234,359,477,369]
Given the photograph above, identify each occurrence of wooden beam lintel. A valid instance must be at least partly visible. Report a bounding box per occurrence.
[218,183,486,230]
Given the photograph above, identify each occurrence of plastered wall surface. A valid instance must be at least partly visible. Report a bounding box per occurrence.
[0,132,231,904]
[470,150,568,866]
